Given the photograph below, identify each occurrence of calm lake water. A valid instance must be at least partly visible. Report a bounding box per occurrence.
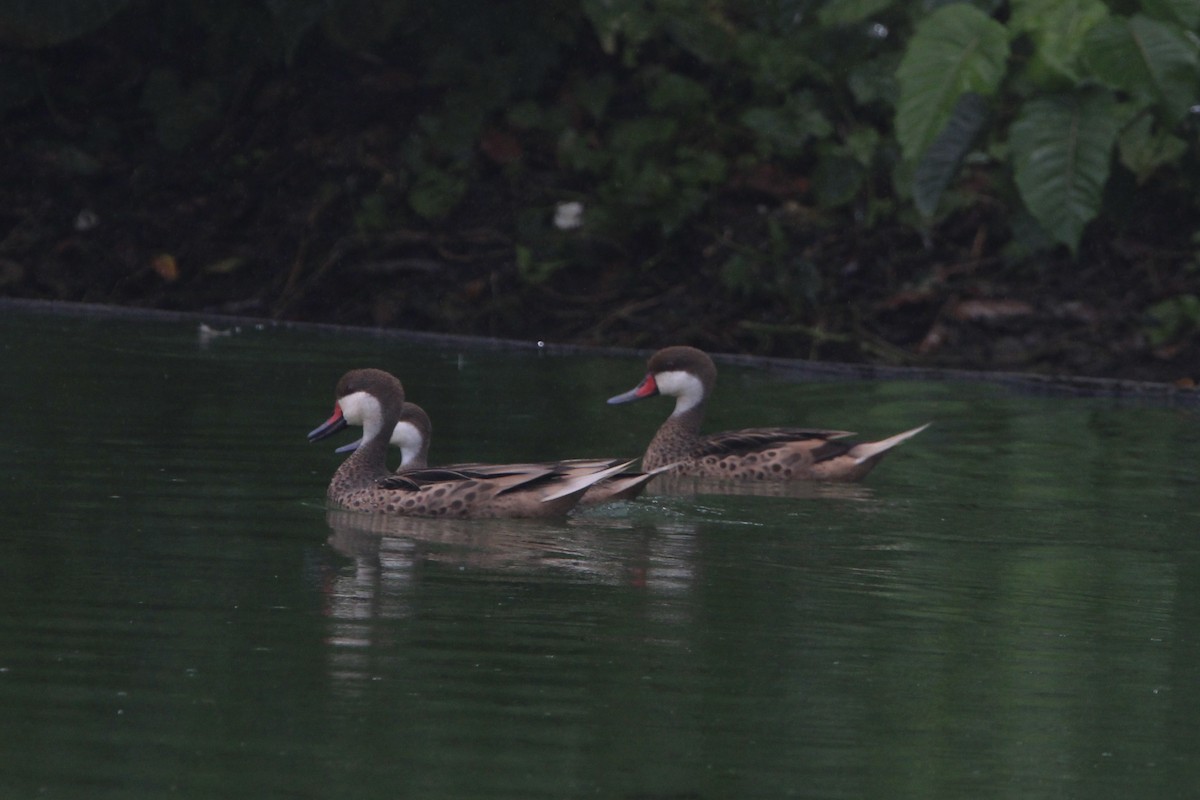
[2,304,1199,800]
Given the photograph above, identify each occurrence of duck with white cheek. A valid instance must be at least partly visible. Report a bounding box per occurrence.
[333,400,661,505]
[607,346,928,481]
[309,368,631,518]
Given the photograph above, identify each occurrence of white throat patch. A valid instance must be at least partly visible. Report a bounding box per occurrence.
[338,391,384,439]
[390,420,424,467]
[654,370,705,415]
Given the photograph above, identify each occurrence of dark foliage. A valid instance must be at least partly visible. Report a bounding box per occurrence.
[1,0,1198,383]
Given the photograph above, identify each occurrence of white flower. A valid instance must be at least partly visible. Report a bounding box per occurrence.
[554,201,585,230]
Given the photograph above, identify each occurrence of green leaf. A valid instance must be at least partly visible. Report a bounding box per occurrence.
[611,160,673,206]
[843,126,882,167]
[673,148,727,185]
[1009,0,1110,83]
[1009,90,1120,254]
[1145,294,1200,346]
[741,108,804,153]
[663,5,735,65]
[912,92,989,217]
[896,4,1009,162]
[848,53,900,107]
[1083,14,1200,122]
[719,253,757,294]
[647,72,712,114]
[1117,113,1188,182]
[516,245,567,284]
[355,193,391,233]
[654,184,708,234]
[557,129,607,173]
[580,0,658,61]
[569,73,616,121]
[1140,0,1200,29]
[610,117,678,153]
[741,92,832,158]
[408,168,467,220]
[813,155,866,209]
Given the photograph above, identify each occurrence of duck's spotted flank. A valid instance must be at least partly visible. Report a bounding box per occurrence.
[607,346,928,482]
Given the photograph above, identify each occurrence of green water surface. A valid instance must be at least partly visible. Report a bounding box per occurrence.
[2,306,1199,800]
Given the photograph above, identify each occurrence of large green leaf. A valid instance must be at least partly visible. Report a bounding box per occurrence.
[912,92,989,217]
[895,4,1009,162]
[1141,0,1200,29]
[1083,14,1200,122]
[1009,0,1110,83]
[580,0,658,61]
[1009,90,1120,254]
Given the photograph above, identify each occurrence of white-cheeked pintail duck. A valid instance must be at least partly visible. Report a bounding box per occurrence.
[607,346,929,481]
[334,400,659,505]
[309,369,632,518]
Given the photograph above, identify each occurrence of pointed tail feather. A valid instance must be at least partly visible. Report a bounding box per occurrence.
[541,459,639,503]
[581,459,682,505]
[585,473,654,504]
[850,423,931,464]
[601,460,681,497]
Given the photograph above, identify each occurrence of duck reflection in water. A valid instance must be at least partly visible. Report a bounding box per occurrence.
[644,473,879,501]
[321,508,699,688]
[324,508,694,585]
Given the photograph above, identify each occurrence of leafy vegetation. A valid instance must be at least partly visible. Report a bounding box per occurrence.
[2,0,1199,379]
[899,1,1199,254]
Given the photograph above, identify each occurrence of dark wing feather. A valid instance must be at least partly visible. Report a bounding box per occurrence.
[379,465,560,493]
[378,468,480,490]
[430,461,574,479]
[693,427,857,462]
